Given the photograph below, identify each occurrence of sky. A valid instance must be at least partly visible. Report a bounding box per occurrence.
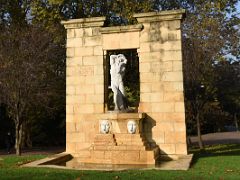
[237,1,240,15]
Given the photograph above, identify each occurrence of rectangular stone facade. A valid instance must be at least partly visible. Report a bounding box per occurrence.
[62,9,187,161]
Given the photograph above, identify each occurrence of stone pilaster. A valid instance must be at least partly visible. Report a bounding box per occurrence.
[62,17,106,154]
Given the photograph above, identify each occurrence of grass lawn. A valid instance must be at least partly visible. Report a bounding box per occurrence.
[1,144,240,180]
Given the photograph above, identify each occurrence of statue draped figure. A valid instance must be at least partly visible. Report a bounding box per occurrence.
[110,54,128,111]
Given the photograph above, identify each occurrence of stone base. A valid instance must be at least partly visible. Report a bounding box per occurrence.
[76,147,159,165]
[77,133,159,165]
[73,112,159,165]
[23,152,193,171]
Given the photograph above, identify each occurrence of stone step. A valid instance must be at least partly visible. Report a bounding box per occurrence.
[87,147,159,164]
[85,149,157,165]
[92,145,147,151]
[93,133,117,146]
[116,141,144,146]
[114,133,143,139]
[93,142,117,146]
[94,134,116,141]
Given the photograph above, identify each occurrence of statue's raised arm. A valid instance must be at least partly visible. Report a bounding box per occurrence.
[110,55,118,65]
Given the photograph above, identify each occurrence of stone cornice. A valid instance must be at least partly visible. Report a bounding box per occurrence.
[133,9,186,23]
[61,17,106,29]
[61,9,185,29]
[100,24,143,34]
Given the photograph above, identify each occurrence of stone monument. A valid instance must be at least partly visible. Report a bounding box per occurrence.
[61,9,188,166]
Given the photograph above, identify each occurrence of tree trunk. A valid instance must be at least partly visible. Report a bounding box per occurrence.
[196,113,204,150]
[26,132,32,148]
[21,122,26,149]
[21,121,32,148]
[234,113,239,132]
[15,123,23,156]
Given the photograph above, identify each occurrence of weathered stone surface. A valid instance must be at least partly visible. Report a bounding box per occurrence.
[67,29,75,38]
[102,31,140,50]
[151,102,175,113]
[75,29,84,37]
[140,93,151,102]
[160,144,176,154]
[164,132,186,144]
[173,61,182,71]
[133,9,185,23]
[94,104,104,113]
[162,72,183,82]
[66,114,74,122]
[150,92,164,102]
[175,102,185,112]
[83,36,102,46]
[164,92,184,101]
[94,46,103,55]
[61,17,106,29]
[163,82,184,92]
[161,113,185,123]
[75,85,95,94]
[66,48,75,57]
[175,143,187,155]
[139,62,151,72]
[100,24,143,34]
[138,103,152,112]
[66,105,74,114]
[94,84,104,94]
[67,57,83,67]
[68,95,86,104]
[162,50,182,61]
[67,38,83,47]
[82,56,103,65]
[86,94,104,103]
[75,47,94,56]
[66,86,75,95]
[151,130,165,143]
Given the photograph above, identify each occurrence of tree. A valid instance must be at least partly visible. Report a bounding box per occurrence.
[183,38,218,149]
[215,60,240,131]
[182,0,240,149]
[0,25,64,155]
[32,0,153,25]
[0,0,66,154]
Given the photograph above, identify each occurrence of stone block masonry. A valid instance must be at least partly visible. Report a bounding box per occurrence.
[62,9,187,163]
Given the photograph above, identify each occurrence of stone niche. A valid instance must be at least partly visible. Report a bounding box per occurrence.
[62,9,187,165]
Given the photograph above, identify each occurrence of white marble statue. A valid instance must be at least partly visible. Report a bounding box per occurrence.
[100,120,110,134]
[110,54,128,111]
[127,120,137,134]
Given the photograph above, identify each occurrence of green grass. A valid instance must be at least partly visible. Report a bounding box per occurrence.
[1,144,240,179]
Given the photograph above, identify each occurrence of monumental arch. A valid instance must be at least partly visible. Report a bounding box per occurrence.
[62,9,187,165]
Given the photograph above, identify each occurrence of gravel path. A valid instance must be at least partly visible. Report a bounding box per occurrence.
[0,146,65,156]
[190,131,240,145]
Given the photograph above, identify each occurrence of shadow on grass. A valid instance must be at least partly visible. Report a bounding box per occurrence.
[190,144,240,167]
